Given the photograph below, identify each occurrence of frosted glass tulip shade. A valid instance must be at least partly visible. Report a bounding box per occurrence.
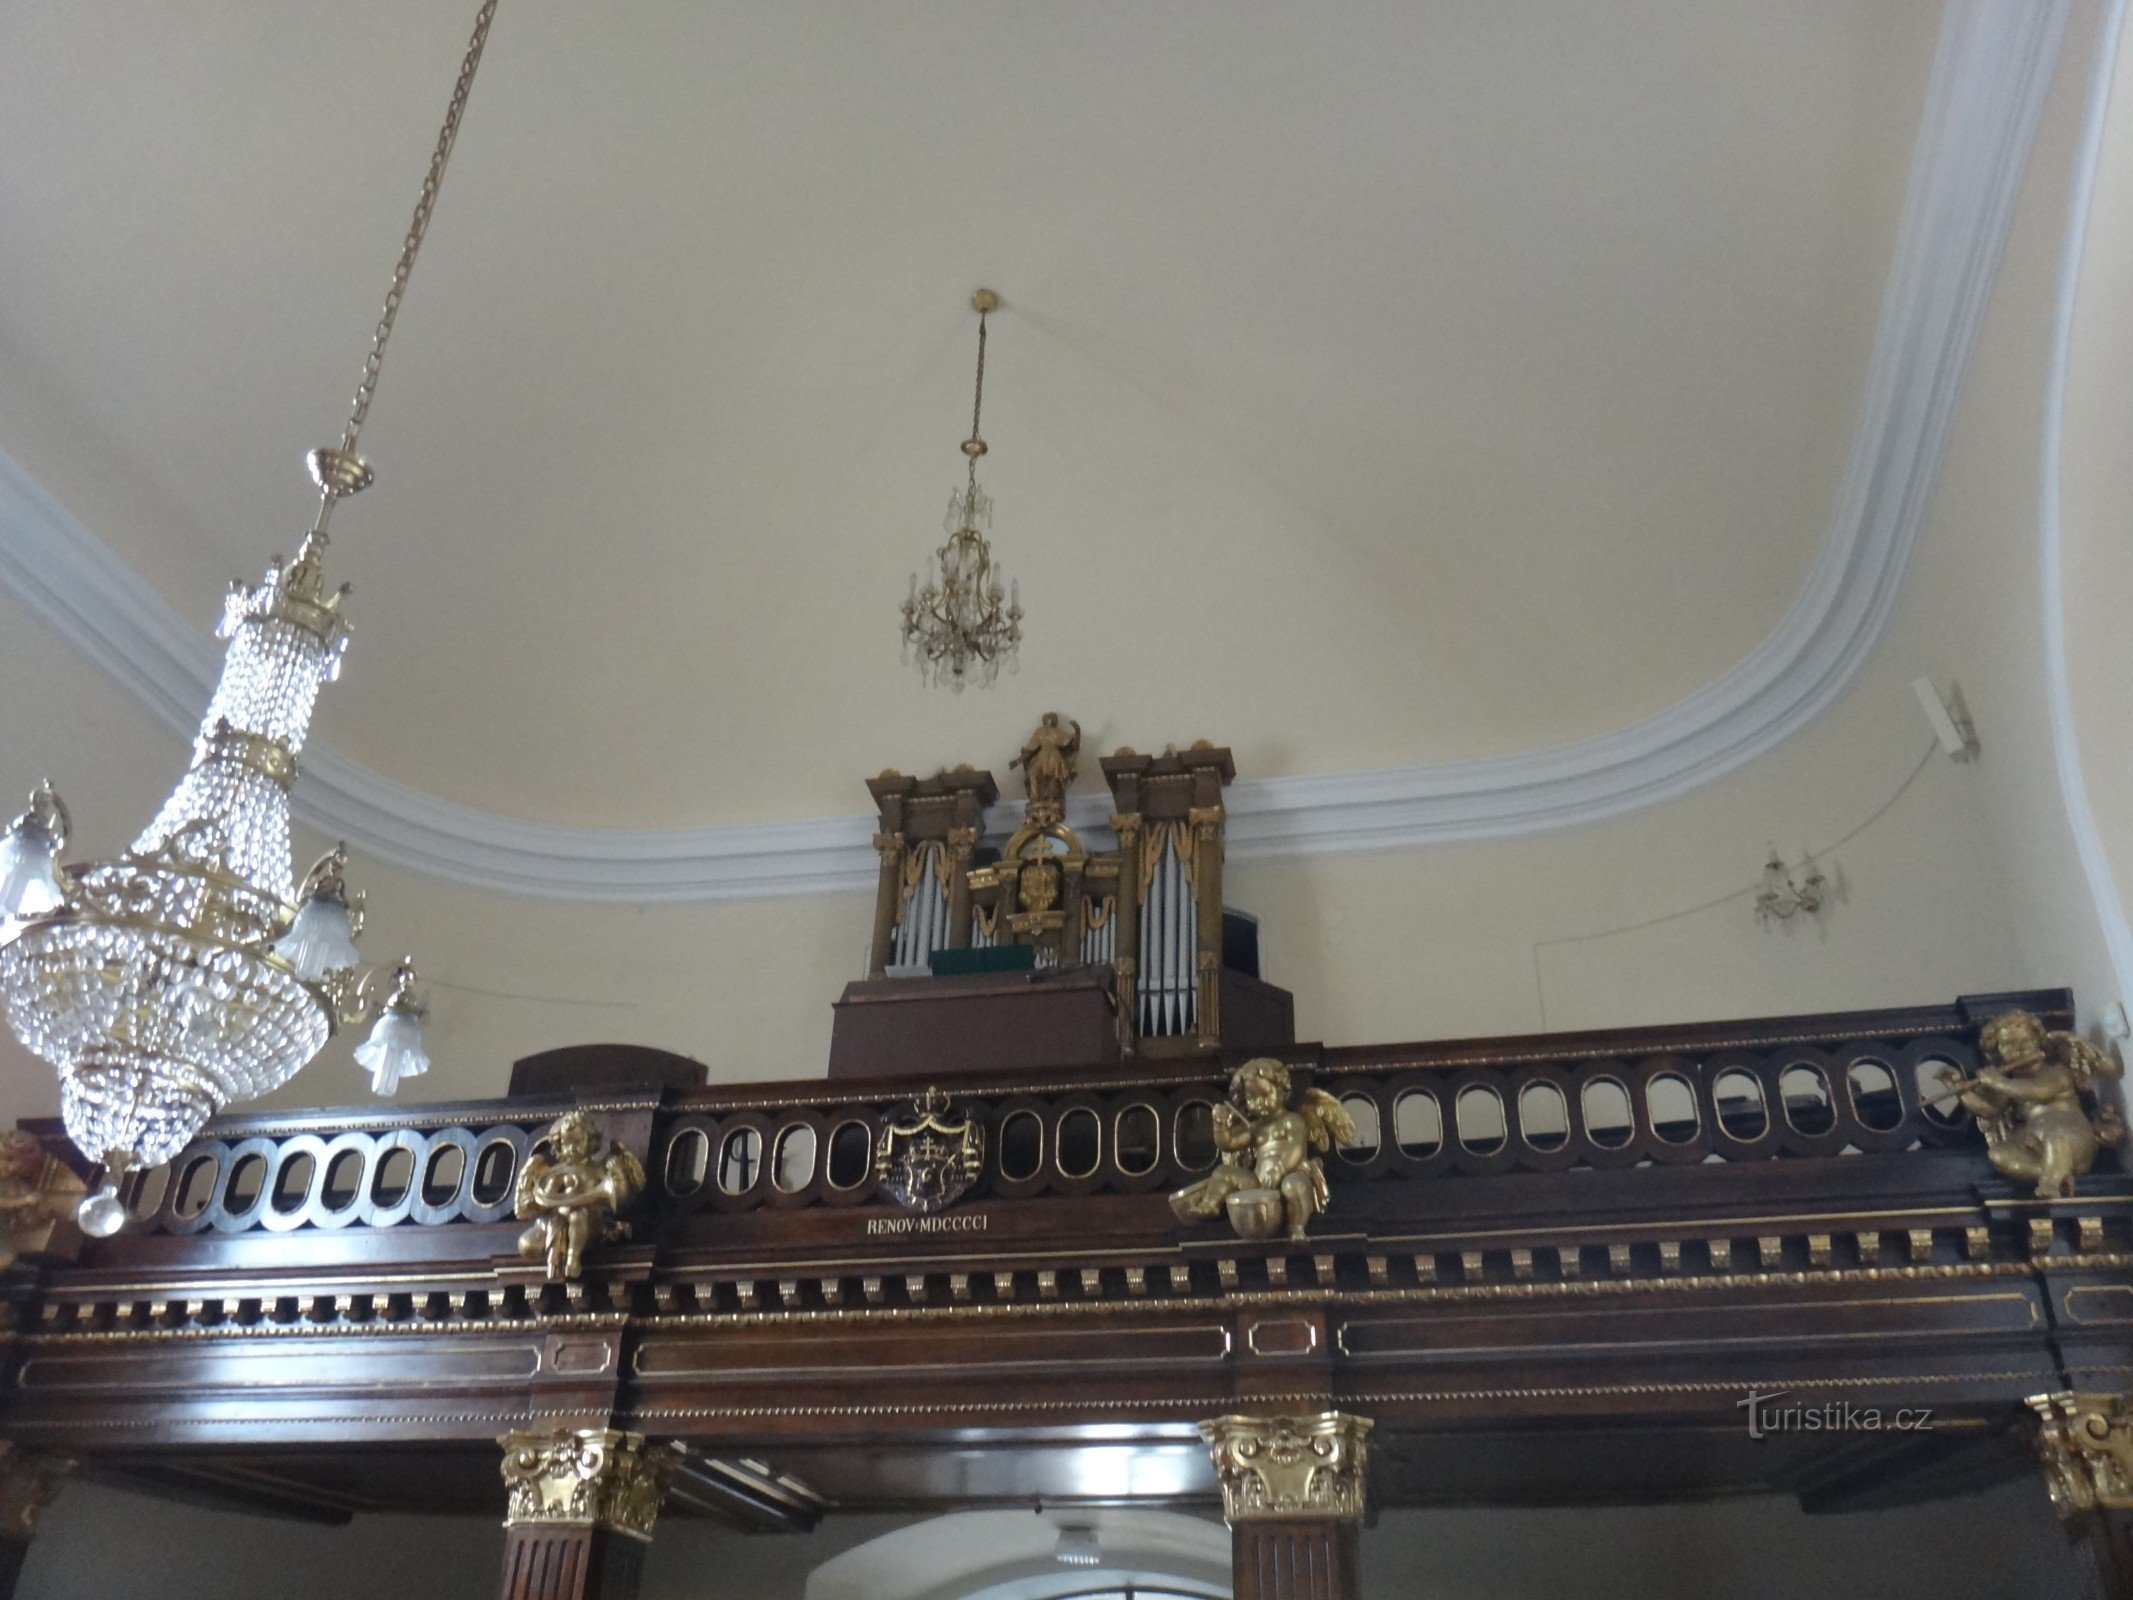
[271,892,362,981]
[354,1005,429,1097]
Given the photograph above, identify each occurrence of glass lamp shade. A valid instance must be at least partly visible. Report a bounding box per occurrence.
[354,1004,429,1097]
[0,830,64,919]
[271,892,362,981]
[76,1184,130,1238]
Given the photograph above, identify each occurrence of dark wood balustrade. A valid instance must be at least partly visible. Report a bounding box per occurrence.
[76,994,2018,1242]
[2,985,2124,1600]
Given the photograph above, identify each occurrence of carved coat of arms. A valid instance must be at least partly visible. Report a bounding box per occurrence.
[873,1088,985,1212]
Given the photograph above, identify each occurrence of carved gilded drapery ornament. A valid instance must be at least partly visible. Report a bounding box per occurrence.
[498,1427,678,1541]
[2031,1392,2133,1516]
[513,1111,646,1282]
[874,1087,985,1212]
[1199,1412,1373,1522]
[1938,1010,2126,1199]
[1169,1058,1356,1240]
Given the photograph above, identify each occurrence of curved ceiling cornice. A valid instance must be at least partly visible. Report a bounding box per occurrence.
[0,0,2070,904]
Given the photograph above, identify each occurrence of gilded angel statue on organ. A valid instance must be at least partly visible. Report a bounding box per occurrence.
[1170,1058,1356,1240]
[1939,1009,2125,1200]
[514,1111,646,1281]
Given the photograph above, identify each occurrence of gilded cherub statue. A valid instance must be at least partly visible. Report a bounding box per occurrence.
[1170,1058,1356,1240]
[514,1112,646,1282]
[1938,1010,2125,1199]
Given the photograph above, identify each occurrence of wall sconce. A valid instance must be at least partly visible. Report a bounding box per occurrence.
[1755,848,1827,927]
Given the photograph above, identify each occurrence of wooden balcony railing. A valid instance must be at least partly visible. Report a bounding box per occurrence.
[69,992,2051,1243]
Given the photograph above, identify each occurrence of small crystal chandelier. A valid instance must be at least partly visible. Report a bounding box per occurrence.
[902,289,1023,690]
[1754,845,1828,926]
[0,0,505,1231]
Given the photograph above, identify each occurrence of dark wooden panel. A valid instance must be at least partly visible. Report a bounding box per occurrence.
[1234,1520,1359,1600]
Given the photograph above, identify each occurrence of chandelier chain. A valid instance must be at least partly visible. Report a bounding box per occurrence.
[966,307,988,490]
[335,0,501,469]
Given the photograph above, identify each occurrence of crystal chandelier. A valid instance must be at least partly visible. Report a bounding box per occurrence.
[902,289,1023,690]
[0,1,503,1232]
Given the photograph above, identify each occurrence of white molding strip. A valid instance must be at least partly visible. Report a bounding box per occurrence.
[0,0,2071,904]
[2039,0,2133,1009]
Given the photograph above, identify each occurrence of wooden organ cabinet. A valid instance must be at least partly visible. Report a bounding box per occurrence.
[850,720,1293,1074]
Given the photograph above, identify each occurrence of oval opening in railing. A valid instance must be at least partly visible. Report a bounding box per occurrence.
[1647,1073,1700,1144]
[1456,1085,1507,1156]
[271,1151,316,1214]
[1116,1105,1160,1175]
[1847,1060,1904,1132]
[172,1153,219,1219]
[664,1128,709,1196]
[371,1145,415,1208]
[1338,1094,1382,1163]
[773,1124,818,1193]
[719,1127,763,1194]
[1517,1081,1569,1152]
[826,1119,873,1188]
[470,1139,516,1207]
[1393,1089,1442,1158]
[1174,1101,1217,1170]
[322,1149,366,1212]
[998,1111,1045,1182]
[1779,1064,1836,1136]
[421,1144,465,1207]
[1712,1069,1768,1141]
[1916,1057,1967,1126]
[225,1151,267,1214]
[1056,1108,1102,1179]
[1582,1078,1635,1149]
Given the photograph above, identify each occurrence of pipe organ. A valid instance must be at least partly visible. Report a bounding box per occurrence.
[862,718,1268,1057]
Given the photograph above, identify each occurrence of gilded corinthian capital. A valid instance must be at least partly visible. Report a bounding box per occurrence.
[498,1427,678,1541]
[1199,1411,1372,1522]
[2032,1392,2133,1516]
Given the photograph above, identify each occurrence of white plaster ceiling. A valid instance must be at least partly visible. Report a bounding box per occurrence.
[0,2,1986,885]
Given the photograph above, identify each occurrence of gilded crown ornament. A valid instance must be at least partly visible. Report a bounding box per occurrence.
[901,289,1023,691]
[0,0,505,1233]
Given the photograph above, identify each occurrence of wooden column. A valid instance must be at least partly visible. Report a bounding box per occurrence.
[867,832,902,979]
[1200,1411,1372,1600]
[2033,1392,2133,1598]
[1188,801,1225,1049]
[497,1427,677,1600]
[1108,809,1142,1054]
[0,1445,69,1599]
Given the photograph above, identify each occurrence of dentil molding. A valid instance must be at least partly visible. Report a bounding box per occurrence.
[0,0,2071,904]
